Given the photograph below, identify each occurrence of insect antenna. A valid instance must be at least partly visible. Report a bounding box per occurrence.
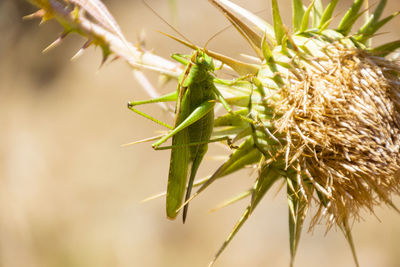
[203,24,232,50]
[142,0,193,45]
[143,0,239,53]
[143,1,258,75]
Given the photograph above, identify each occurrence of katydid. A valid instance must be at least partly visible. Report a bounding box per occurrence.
[129,2,258,222]
[128,50,233,222]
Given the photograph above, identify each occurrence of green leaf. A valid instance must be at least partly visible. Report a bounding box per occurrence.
[369,40,400,56]
[300,0,315,32]
[287,177,308,267]
[272,0,285,45]
[312,0,324,27]
[337,0,364,35]
[339,218,360,267]
[191,137,262,199]
[281,33,291,55]
[209,165,281,266]
[356,11,399,43]
[318,0,338,29]
[292,0,305,32]
[261,32,274,61]
[209,207,250,266]
[358,0,387,34]
[250,163,281,208]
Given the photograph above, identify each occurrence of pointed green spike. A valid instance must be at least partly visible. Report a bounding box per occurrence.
[340,218,360,267]
[263,52,285,87]
[250,164,281,208]
[369,40,400,56]
[356,11,400,43]
[100,45,112,67]
[272,0,285,45]
[337,0,365,35]
[300,0,316,32]
[189,137,262,201]
[208,206,251,267]
[292,0,305,32]
[318,0,338,30]
[358,0,387,35]
[363,0,370,24]
[287,177,308,267]
[210,189,252,212]
[261,33,273,61]
[212,145,262,178]
[312,0,324,27]
[209,167,281,266]
[281,34,289,55]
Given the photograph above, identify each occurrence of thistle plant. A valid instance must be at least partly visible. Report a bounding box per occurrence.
[25,0,400,266]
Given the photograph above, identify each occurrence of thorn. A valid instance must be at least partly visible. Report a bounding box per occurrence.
[39,14,54,25]
[110,55,120,63]
[182,207,188,223]
[177,185,205,214]
[22,9,45,20]
[137,29,147,48]
[42,32,69,53]
[388,199,400,214]
[210,190,252,213]
[340,219,360,267]
[99,55,109,68]
[120,134,164,147]
[71,40,93,61]
[141,191,166,203]
[207,259,215,267]
[99,48,112,68]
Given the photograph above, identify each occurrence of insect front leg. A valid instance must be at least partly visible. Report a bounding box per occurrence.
[127,91,178,129]
[171,53,191,66]
[152,100,216,149]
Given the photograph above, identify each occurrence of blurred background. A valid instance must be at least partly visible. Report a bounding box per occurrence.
[1,0,400,266]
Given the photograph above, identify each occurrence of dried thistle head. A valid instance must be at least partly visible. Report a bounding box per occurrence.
[188,1,400,266]
[275,45,400,228]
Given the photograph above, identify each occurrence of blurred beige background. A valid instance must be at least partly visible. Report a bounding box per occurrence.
[1,0,400,266]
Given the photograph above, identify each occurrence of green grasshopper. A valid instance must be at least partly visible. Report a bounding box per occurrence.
[128,49,233,222]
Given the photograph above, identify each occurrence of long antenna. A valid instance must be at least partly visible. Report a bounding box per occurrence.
[203,24,232,50]
[142,0,192,44]
[143,0,234,51]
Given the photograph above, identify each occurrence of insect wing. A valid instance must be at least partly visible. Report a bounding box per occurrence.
[166,65,192,219]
